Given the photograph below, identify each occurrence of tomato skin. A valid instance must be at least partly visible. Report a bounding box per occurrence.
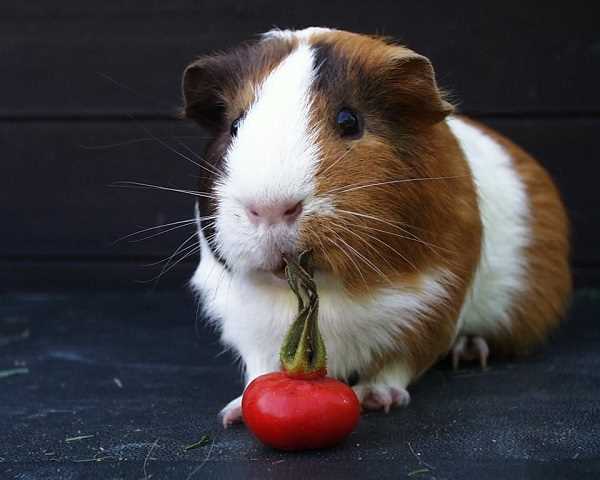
[242,372,360,451]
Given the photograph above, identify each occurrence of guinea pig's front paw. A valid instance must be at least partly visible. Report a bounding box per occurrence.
[353,383,411,413]
[220,395,243,428]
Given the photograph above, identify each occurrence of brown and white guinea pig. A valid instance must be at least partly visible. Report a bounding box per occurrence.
[182,27,571,427]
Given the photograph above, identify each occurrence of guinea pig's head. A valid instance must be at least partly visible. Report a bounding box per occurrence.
[183,28,472,292]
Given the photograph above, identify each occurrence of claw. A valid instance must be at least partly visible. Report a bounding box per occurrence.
[359,385,411,413]
[220,396,243,428]
[390,387,411,407]
[221,405,243,428]
[452,336,467,370]
[472,336,489,369]
[452,335,490,370]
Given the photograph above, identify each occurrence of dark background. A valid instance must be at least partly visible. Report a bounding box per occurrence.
[2,1,599,291]
[2,4,600,478]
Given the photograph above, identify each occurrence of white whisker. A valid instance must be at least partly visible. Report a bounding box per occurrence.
[326,225,392,285]
[144,231,200,268]
[323,225,375,289]
[329,220,400,276]
[318,144,355,176]
[126,115,214,174]
[327,175,466,195]
[144,221,213,268]
[152,245,202,282]
[111,181,218,199]
[304,225,335,272]
[337,208,443,252]
[324,235,368,290]
[79,135,211,150]
[175,140,225,177]
[112,218,198,244]
[338,220,419,272]
[130,221,199,243]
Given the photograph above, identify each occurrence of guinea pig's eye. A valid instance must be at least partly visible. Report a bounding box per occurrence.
[230,115,242,137]
[336,108,361,138]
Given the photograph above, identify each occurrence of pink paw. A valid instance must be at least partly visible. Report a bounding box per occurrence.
[452,335,489,370]
[358,385,410,413]
[220,397,243,428]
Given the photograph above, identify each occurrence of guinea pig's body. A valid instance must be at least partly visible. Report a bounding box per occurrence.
[184,28,571,425]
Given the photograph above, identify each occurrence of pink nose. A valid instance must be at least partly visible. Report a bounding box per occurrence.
[246,200,303,226]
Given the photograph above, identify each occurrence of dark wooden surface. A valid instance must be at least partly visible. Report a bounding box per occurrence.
[2,1,599,116]
[1,290,599,479]
[1,1,599,289]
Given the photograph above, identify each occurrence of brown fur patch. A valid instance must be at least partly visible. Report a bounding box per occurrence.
[183,37,297,131]
[299,32,482,377]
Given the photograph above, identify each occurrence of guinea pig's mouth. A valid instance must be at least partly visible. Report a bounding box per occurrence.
[254,251,325,281]
[251,254,286,278]
[254,262,286,282]
[271,264,287,280]
[256,253,293,280]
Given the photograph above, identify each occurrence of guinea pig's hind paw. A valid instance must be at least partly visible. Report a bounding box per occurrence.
[452,335,489,370]
[359,386,410,413]
[220,396,243,429]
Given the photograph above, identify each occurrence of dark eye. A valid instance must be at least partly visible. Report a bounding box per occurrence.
[230,116,242,137]
[336,108,361,138]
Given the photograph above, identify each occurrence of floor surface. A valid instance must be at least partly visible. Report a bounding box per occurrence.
[1,290,599,479]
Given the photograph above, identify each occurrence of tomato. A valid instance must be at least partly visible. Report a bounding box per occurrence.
[242,371,360,451]
[241,251,360,450]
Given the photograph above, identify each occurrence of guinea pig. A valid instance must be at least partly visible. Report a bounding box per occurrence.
[182,27,571,427]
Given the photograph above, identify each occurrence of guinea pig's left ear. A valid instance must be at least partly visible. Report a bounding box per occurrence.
[385,52,454,124]
[181,55,229,131]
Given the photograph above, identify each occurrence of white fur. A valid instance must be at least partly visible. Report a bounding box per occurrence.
[192,221,453,407]
[447,116,531,337]
[215,42,322,272]
[263,27,334,42]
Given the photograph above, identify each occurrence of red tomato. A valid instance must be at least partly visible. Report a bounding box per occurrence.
[242,371,360,451]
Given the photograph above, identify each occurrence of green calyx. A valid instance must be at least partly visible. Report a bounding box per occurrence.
[280,250,327,378]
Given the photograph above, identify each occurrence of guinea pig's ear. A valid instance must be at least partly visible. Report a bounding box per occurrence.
[384,52,454,124]
[182,56,229,131]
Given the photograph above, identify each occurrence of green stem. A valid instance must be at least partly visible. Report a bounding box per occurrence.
[279,250,327,377]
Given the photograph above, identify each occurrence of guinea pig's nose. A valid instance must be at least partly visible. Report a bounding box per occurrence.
[245,200,303,226]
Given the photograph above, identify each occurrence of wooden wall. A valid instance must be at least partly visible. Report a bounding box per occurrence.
[2,1,598,290]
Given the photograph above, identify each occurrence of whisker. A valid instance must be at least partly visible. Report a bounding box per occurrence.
[211,258,230,304]
[111,181,218,199]
[325,225,392,285]
[318,144,355,177]
[147,225,217,284]
[323,226,374,288]
[144,232,200,267]
[352,221,446,257]
[98,72,174,109]
[341,217,449,259]
[144,221,214,267]
[324,235,369,290]
[112,218,202,244]
[330,175,468,194]
[175,140,225,178]
[304,225,335,272]
[79,135,210,150]
[337,208,438,248]
[337,220,419,272]
[148,244,201,283]
[125,114,213,173]
[338,215,419,242]
[329,220,400,277]
[129,221,199,243]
